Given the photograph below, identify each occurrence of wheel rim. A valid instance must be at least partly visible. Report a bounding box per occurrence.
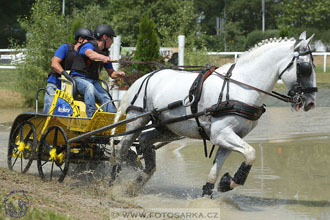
[37,126,70,182]
[7,121,37,173]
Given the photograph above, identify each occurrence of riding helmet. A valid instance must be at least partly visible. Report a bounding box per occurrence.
[94,24,116,39]
[74,27,94,41]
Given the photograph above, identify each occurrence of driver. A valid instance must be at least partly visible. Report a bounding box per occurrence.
[71,24,125,117]
[43,27,94,114]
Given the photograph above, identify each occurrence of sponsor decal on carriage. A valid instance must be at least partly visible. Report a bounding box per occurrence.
[54,98,74,116]
[50,90,79,116]
[3,190,30,218]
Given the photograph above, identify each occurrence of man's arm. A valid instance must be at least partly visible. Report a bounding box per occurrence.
[85,49,110,63]
[51,56,64,74]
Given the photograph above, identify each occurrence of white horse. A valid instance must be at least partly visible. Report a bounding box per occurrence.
[112,32,317,196]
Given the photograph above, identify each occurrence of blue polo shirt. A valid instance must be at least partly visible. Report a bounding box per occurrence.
[47,44,77,88]
[71,42,113,78]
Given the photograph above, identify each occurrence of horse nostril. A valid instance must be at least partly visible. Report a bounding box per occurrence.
[306,102,315,110]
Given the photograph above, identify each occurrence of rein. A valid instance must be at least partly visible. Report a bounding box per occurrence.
[213,70,294,103]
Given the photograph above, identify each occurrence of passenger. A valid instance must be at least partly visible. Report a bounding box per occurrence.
[71,24,125,118]
[43,27,94,114]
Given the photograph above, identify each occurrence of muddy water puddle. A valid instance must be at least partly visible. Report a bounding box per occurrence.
[128,107,330,220]
[0,107,330,219]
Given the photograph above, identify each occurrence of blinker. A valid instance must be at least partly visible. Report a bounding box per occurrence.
[298,62,312,76]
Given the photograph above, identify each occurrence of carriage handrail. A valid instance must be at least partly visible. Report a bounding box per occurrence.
[95,99,121,113]
[35,88,49,113]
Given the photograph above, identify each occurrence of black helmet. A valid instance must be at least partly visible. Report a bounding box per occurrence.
[94,24,116,39]
[74,27,94,41]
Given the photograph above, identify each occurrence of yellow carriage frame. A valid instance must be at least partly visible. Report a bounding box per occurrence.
[7,74,129,182]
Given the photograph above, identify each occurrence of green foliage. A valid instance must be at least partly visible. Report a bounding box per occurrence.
[71,4,109,31]
[69,19,83,43]
[245,30,279,50]
[149,0,200,48]
[276,0,330,31]
[13,0,69,106]
[0,0,34,48]
[193,0,225,35]
[133,16,160,74]
[107,0,199,47]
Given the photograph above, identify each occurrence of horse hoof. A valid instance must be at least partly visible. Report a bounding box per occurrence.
[218,172,233,192]
[202,182,214,197]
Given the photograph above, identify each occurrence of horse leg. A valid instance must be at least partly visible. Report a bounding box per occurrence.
[110,110,151,183]
[210,127,256,193]
[202,147,231,197]
[134,128,181,186]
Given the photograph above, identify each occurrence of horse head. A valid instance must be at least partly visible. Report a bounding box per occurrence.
[279,31,317,111]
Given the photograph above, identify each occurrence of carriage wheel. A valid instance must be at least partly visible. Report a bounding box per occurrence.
[7,121,37,173]
[37,126,70,182]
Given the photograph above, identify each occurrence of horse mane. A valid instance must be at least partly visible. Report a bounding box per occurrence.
[238,37,296,63]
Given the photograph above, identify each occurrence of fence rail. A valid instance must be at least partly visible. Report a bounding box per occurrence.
[1,49,329,72]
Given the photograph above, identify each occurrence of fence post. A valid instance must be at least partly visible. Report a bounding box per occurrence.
[178,35,185,66]
[324,54,327,73]
[109,36,121,103]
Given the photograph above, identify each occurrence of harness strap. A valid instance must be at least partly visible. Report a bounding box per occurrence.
[189,66,218,158]
[130,69,162,107]
[218,64,235,104]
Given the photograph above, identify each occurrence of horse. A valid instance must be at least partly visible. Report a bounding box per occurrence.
[111,32,317,197]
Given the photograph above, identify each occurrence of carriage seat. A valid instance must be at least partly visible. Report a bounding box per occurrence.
[59,71,111,118]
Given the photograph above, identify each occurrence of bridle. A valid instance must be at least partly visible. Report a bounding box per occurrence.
[278,44,318,105]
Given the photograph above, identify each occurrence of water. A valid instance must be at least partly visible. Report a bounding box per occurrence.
[1,107,330,219]
[130,107,330,220]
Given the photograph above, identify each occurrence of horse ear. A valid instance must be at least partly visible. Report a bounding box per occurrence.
[299,31,307,40]
[306,34,315,46]
[295,33,314,50]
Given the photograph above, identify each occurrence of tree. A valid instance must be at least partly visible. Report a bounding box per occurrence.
[0,0,34,48]
[193,0,225,35]
[133,16,160,74]
[276,0,330,30]
[14,0,69,106]
[106,0,199,47]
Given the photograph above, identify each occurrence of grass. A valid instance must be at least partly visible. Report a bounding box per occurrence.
[0,167,136,220]
[0,69,20,91]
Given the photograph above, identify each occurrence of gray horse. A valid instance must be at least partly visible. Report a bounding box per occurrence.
[112,32,317,197]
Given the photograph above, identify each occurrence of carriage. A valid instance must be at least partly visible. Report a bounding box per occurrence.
[6,73,140,182]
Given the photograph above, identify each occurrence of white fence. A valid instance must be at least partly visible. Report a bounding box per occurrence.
[207,51,330,73]
[1,45,329,72]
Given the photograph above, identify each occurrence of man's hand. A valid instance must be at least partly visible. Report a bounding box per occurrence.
[111,71,125,79]
[102,56,112,63]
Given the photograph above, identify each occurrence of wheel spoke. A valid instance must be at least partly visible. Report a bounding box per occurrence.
[12,153,19,168]
[58,164,63,173]
[20,154,23,173]
[41,160,48,167]
[23,129,33,143]
[50,160,54,181]
[19,126,24,141]
[53,128,58,146]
